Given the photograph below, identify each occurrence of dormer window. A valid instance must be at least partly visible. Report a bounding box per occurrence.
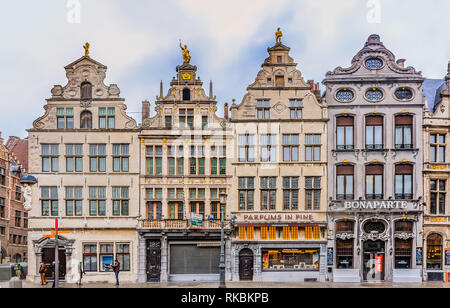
[183,88,191,101]
[81,82,92,100]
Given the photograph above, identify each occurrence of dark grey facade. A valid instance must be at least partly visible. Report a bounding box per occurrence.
[324,35,425,282]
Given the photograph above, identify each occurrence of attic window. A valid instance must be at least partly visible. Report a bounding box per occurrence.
[275,76,284,87]
[277,56,282,64]
[81,82,92,100]
[183,88,191,101]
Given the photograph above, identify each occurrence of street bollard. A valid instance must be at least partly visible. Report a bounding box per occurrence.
[9,277,22,288]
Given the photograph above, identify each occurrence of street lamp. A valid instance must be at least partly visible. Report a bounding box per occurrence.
[219,191,227,289]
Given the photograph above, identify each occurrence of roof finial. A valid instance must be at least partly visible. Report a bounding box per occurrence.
[83,42,90,57]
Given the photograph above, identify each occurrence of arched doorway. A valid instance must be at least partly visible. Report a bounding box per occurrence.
[35,236,73,281]
[239,248,254,281]
[426,234,443,270]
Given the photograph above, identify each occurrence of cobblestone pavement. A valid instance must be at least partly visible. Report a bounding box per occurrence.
[0,280,448,288]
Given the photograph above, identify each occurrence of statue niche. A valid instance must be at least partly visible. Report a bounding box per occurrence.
[80,110,93,129]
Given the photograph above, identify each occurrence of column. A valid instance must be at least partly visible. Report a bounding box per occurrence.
[160,236,168,282]
[137,234,147,283]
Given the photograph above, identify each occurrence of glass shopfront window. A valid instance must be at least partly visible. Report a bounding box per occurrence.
[336,239,354,269]
[261,249,320,271]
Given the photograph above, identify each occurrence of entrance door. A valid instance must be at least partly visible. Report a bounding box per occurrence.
[239,249,254,281]
[42,247,66,280]
[363,240,385,281]
[146,240,161,282]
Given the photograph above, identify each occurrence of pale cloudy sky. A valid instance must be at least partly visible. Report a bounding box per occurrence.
[0,0,449,139]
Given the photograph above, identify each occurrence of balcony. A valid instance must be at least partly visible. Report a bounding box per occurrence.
[395,144,413,150]
[365,144,384,150]
[365,194,384,200]
[336,194,354,200]
[395,194,413,200]
[139,219,226,230]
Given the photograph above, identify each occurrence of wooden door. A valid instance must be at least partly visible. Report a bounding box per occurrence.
[239,249,254,281]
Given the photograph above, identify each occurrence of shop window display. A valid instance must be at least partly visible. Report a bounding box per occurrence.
[261,249,320,271]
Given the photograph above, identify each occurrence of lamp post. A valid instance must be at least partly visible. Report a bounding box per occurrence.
[219,191,227,288]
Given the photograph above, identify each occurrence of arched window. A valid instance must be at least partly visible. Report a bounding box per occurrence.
[80,110,93,129]
[182,88,190,101]
[81,82,92,100]
[427,234,443,270]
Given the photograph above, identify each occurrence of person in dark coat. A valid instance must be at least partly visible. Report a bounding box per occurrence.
[112,260,120,286]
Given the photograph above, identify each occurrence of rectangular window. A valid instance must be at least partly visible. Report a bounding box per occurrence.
[290,100,303,119]
[395,165,413,199]
[57,108,74,129]
[238,134,255,162]
[336,165,354,200]
[283,177,299,210]
[282,134,299,162]
[146,146,163,175]
[395,116,413,149]
[430,134,446,163]
[41,186,58,216]
[0,198,4,218]
[239,177,254,211]
[430,180,446,215]
[89,144,106,172]
[306,177,321,210]
[336,117,354,150]
[305,135,321,161]
[257,100,270,120]
[0,168,5,186]
[89,187,106,216]
[83,244,98,272]
[179,109,194,129]
[42,144,59,172]
[260,134,277,162]
[112,187,129,216]
[168,202,183,220]
[100,244,114,272]
[165,116,172,129]
[112,144,129,172]
[116,244,130,271]
[65,186,83,216]
[66,144,83,172]
[365,116,384,150]
[202,116,208,129]
[261,177,276,211]
[99,107,115,129]
[366,165,383,200]
[15,210,21,227]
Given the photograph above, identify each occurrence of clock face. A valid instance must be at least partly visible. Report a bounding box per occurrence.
[182,73,191,80]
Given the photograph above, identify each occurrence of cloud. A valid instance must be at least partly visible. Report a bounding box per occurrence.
[0,0,449,139]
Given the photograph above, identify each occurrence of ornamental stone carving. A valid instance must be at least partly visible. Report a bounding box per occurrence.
[335,232,355,240]
[394,232,415,240]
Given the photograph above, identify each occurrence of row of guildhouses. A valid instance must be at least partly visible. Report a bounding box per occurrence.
[23,33,450,284]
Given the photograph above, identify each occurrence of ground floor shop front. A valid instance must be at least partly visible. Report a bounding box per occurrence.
[423,222,450,282]
[137,230,232,283]
[26,229,138,284]
[231,242,328,282]
[327,200,424,283]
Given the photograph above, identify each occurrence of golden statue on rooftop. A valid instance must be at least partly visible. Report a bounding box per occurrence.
[179,40,191,63]
[276,28,283,45]
[83,42,90,57]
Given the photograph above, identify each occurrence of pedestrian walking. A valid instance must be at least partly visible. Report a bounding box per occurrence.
[39,262,48,285]
[112,259,120,286]
[77,261,86,285]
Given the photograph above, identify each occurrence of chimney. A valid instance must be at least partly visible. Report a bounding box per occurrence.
[397,59,406,68]
[142,100,150,123]
[224,103,229,120]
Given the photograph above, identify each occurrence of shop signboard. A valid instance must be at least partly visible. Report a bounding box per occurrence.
[445,249,450,266]
[190,213,203,229]
[327,248,334,266]
[416,247,423,266]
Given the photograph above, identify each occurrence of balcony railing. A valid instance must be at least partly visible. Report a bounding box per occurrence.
[365,144,384,150]
[365,194,384,200]
[140,219,227,230]
[336,145,354,151]
[395,144,413,150]
[395,193,413,200]
[336,194,354,200]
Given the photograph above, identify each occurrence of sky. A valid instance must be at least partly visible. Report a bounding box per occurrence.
[0,0,449,139]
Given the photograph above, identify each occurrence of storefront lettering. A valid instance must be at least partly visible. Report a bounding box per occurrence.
[344,201,408,210]
[243,214,314,221]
